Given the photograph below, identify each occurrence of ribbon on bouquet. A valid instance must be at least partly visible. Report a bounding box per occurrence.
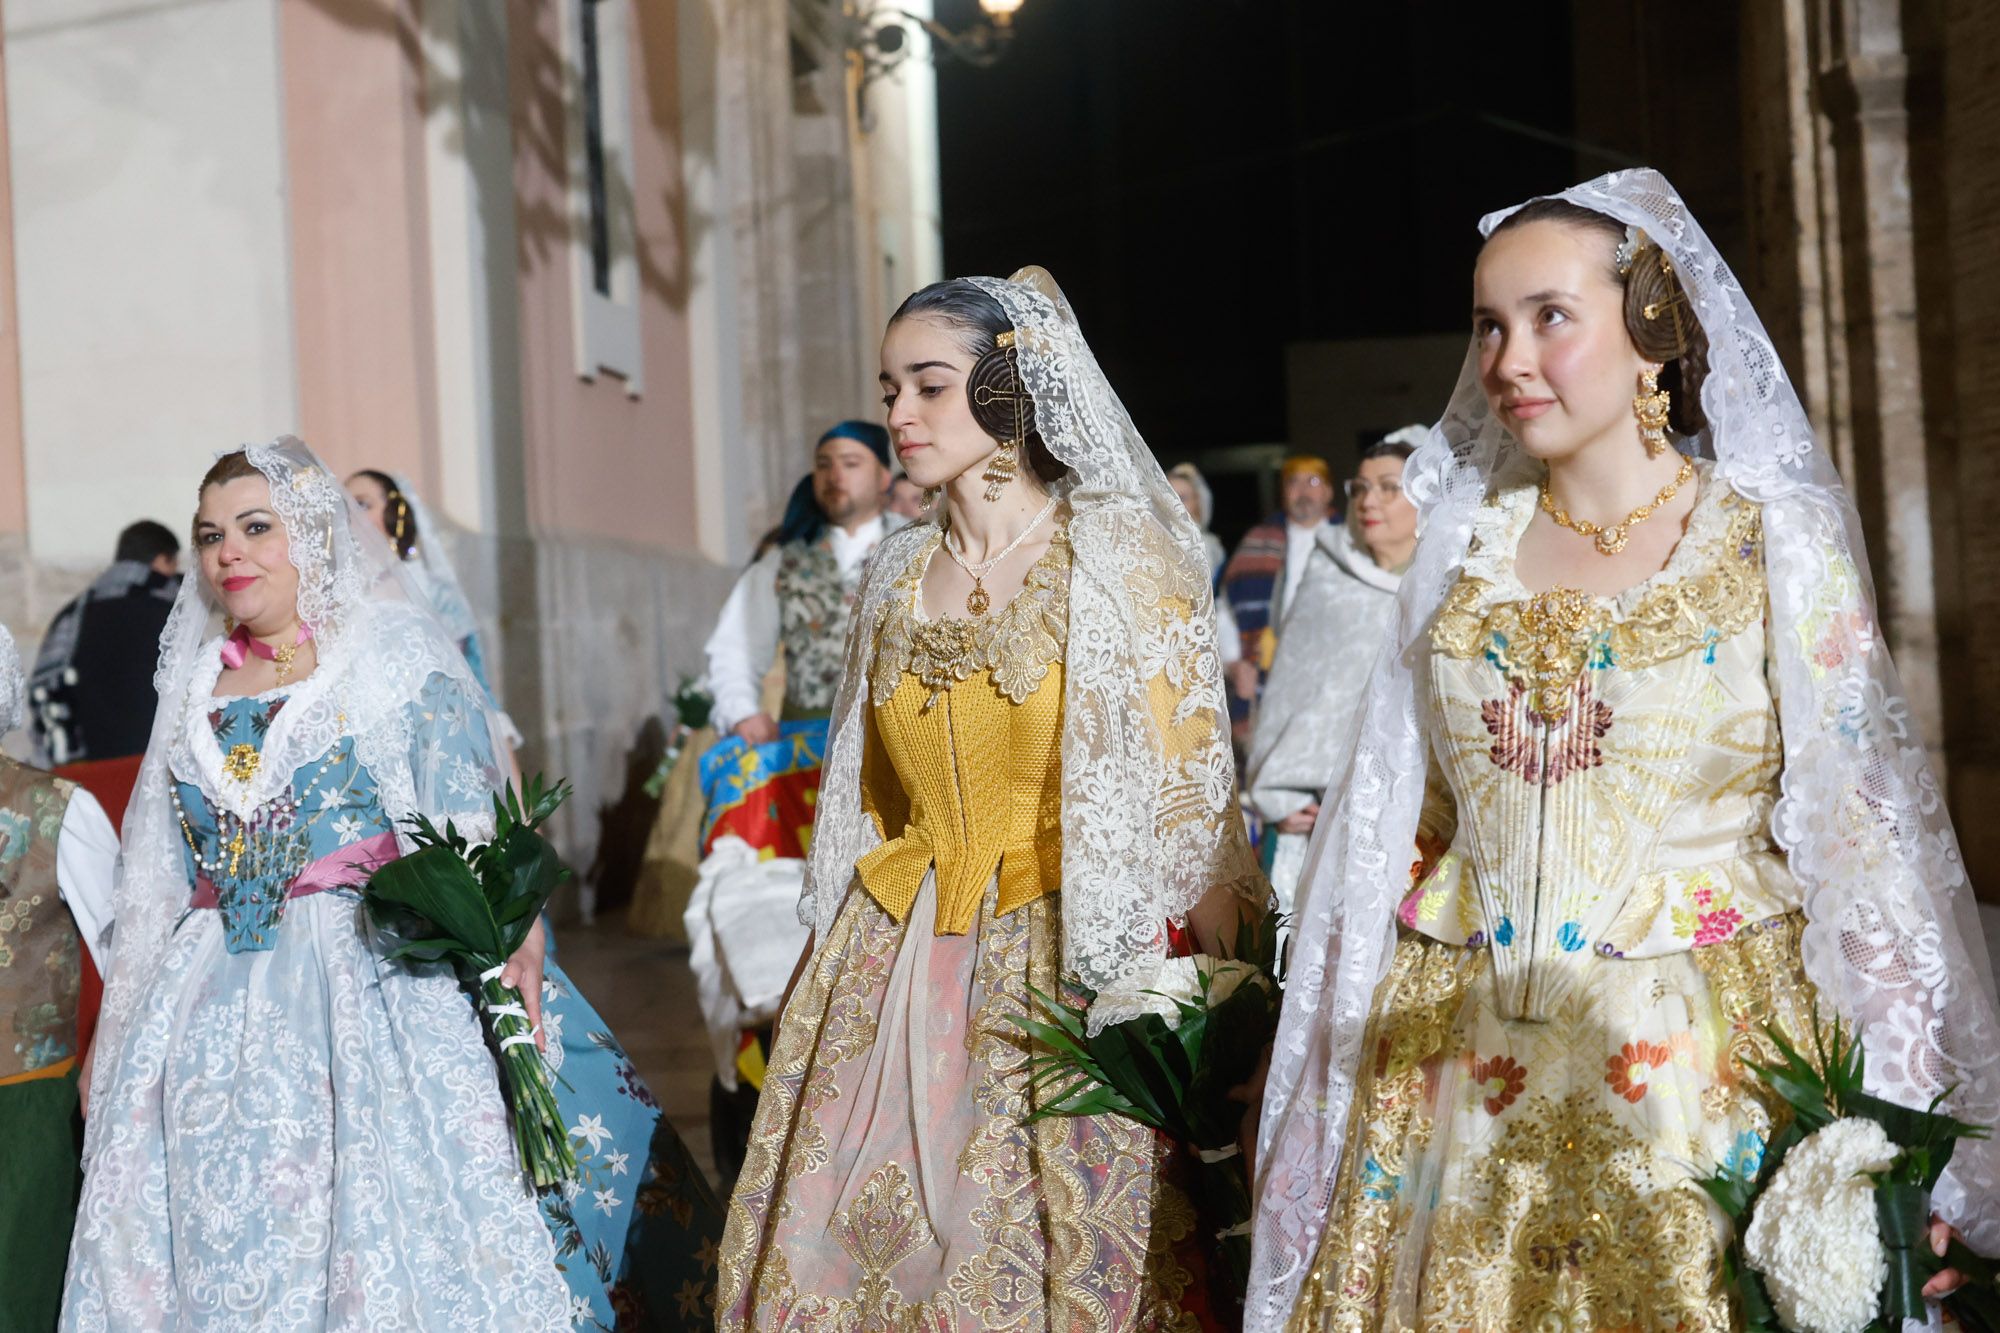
[477,962,543,1050]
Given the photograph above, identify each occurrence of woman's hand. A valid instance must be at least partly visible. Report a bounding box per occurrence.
[499,917,549,1053]
[1276,803,1320,836]
[1229,1040,1273,1178]
[1924,1217,1969,1299]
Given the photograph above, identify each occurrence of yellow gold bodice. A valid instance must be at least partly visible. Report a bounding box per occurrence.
[857,528,1069,935]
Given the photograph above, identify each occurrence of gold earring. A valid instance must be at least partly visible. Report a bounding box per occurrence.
[980,440,1020,503]
[1634,367,1671,458]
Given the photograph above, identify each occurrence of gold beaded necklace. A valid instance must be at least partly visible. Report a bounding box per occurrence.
[1539,453,1694,556]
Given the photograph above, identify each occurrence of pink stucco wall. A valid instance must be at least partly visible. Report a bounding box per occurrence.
[508,0,697,552]
[278,0,438,493]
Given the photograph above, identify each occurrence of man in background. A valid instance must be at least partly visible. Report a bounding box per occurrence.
[30,519,182,766]
[1219,455,1335,737]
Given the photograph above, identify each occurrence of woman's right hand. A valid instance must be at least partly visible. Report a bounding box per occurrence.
[734,713,780,746]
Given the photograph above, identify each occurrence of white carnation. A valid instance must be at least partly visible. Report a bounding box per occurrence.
[1741,1117,1899,1333]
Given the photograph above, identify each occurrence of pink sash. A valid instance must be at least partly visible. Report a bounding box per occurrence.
[190,830,400,909]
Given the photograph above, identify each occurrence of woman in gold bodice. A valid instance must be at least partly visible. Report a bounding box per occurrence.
[1247,171,2000,1332]
[718,270,1267,1332]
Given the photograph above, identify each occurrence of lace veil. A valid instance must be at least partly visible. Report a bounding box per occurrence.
[801,267,1266,1027]
[86,436,513,1155]
[1247,169,2000,1328]
[0,624,22,737]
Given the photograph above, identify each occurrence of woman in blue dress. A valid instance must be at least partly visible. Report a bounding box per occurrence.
[63,439,717,1331]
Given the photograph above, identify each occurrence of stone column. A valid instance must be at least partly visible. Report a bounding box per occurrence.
[1812,7,1949,760]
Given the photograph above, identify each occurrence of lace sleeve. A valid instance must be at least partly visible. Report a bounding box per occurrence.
[401,669,506,845]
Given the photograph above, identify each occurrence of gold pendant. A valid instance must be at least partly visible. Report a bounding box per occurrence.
[966,579,991,617]
[1594,526,1630,555]
[226,824,247,877]
[223,742,262,784]
[272,643,297,686]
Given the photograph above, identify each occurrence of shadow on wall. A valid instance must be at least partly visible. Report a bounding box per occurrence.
[299,0,697,314]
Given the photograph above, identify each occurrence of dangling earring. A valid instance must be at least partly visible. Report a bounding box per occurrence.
[1634,366,1671,458]
[980,441,1020,503]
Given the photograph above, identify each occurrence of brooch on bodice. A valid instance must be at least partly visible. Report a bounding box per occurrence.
[223,743,262,784]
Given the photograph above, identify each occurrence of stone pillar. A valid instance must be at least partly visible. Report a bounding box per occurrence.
[1811,4,1948,761]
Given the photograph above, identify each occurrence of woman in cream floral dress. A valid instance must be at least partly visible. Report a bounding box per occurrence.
[1249,172,2000,1332]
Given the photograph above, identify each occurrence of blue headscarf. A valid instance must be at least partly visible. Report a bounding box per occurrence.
[818,420,891,467]
[774,474,827,549]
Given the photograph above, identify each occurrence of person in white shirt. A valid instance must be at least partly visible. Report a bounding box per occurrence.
[694,420,904,1187]
[0,623,119,1327]
[704,421,907,745]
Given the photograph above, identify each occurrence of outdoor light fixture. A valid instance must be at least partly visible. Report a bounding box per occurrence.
[797,0,1027,128]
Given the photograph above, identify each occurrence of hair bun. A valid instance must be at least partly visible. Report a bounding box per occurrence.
[967,338,1036,445]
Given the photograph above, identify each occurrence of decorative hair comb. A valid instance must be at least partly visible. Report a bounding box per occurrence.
[1615,225,1646,277]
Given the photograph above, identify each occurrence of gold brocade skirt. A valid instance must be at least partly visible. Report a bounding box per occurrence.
[717,876,1204,1333]
[1287,914,1819,1333]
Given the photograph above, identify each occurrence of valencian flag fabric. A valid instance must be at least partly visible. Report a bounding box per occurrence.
[697,719,828,859]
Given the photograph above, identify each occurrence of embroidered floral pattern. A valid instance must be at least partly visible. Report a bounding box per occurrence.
[1472,1054,1528,1115]
[871,527,1070,708]
[1604,1040,1674,1103]
[1290,923,1819,1333]
[775,538,866,716]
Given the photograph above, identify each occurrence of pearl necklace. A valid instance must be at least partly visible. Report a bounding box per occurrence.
[942,494,1060,617]
[176,736,355,880]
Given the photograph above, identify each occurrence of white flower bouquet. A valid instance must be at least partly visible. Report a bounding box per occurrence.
[1697,1020,1996,1332]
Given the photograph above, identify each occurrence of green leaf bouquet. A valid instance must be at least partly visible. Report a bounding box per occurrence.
[363,776,579,1189]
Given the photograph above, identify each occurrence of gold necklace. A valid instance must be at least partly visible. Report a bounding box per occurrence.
[1539,453,1694,556]
[942,494,1060,616]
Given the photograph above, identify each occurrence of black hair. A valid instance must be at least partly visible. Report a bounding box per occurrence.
[351,468,419,560]
[115,519,180,564]
[774,473,828,550]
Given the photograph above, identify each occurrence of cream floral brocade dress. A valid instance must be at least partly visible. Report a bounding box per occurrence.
[1289,465,1821,1333]
[719,525,1207,1333]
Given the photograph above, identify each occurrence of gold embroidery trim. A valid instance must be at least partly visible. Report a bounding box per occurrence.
[872,527,1070,708]
[1431,494,1764,720]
